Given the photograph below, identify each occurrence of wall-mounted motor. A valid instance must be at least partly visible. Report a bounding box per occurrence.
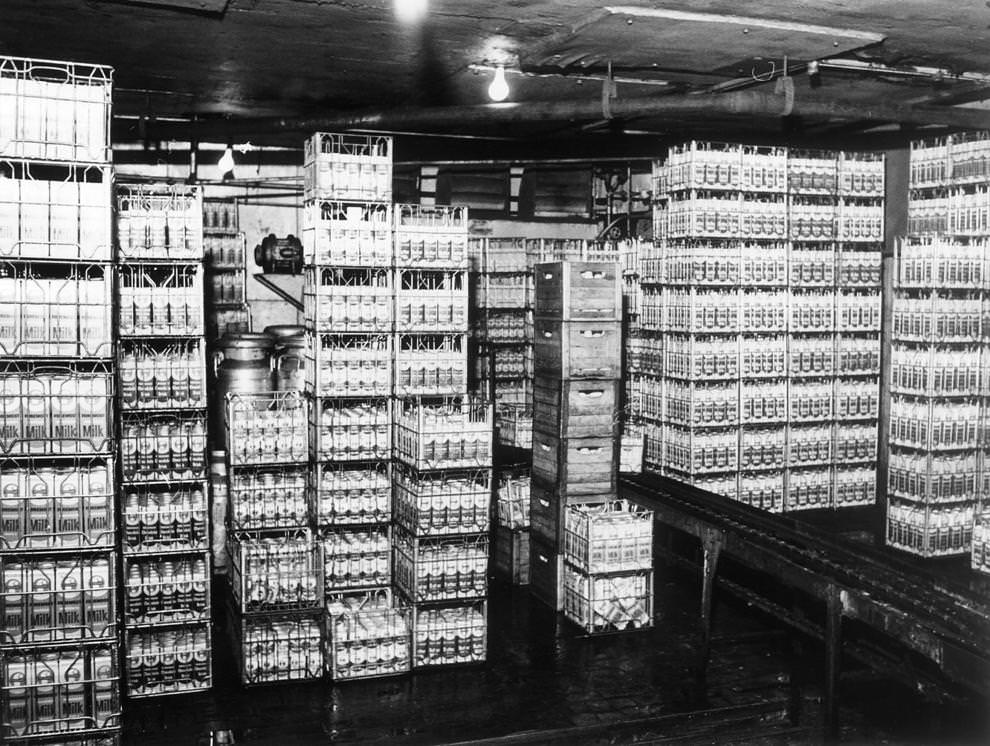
[254,233,303,274]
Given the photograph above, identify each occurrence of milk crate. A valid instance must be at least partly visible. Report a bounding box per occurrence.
[691,472,740,502]
[306,333,392,398]
[395,269,468,333]
[496,468,530,530]
[0,646,120,740]
[837,250,882,289]
[303,266,392,333]
[887,451,981,504]
[225,392,308,467]
[393,529,488,604]
[120,482,208,555]
[481,237,528,273]
[117,263,204,338]
[119,412,207,484]
[0,262,113,359]
[495,404,532,450]
[787,150,839,195]
[531,433,617,498]
[0,162,112,262]
[534,261,622,321]
[124,623,212,698]
[833,466,877,508]
[228,532,323,614]
[563,501,653,575]
[836,198,883,242]
[836,334,881,376]
[789,290,835,333]
[301,199,392,267]
[115,183,204,261]
[664,334,739,380]
[738,471,785,513]
[664,379,740,428]
[834,378,879,421]
[394,333,469,397]
[321,527,391,591]
[1,554,116,646]
[786,424,834,468]
[533,318,621,380]
[562,565,653,634]
[740,290,788,333]
[971,511,990,574]
[303,133,391,202]
[784,467,833,511]
[0,458,114,551]
[118,339,207,412]
[0,362,113,457]
[660,141,787,194]
[121,554,209,626]
[661,287,740,334]
[310,397,391,463]
[529,534,564,611]
[394,204,468,269]
[787,334,835,378]
[227,464,308,533]
[493,525,530,585]
[660,425,739,476]
[0,56,113,164]
[739,426,786,470]
[833,422,878,465]
[393,466,491,537]
[886,501,975,558]
[308,462,391,527]
[619,429,644,474]
[836,290,882,333]
[393,397,493,471]
[532,377,619,439]
[476,273,532,309]
[409,600,487,668]
[228,606,323,685]
[787,380,834,423]
[325,589,411,680]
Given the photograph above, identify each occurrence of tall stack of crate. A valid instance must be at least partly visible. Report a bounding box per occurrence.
[202,199,249,348]
[0,55,121,744]
[888,133,990,560]
[115,183,212,698]
[302,132,405,681]
[393,203,490,668]
[617,238,646,474]
[493,463,531,585]
[638,142,882,513]
[529,260,625,613]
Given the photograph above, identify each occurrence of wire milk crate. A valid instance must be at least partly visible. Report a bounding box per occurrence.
[0,161,112,261]
[118,339,207,412]
[124,624,212,698]
[0,645,120,740]
[393,529,488,604]
[311,398,391,463]
[120,483,208,555]
[409,600,487,668]
[117,263,204,338]
[563,501,653,575]
[119,413,207,483]
[302,199,391,267]
[887,451,981,503]
[1,555,116,646]
[309,463,391,527]
[303,132,392,202]
[393,396,493,472]
[228,606,323,685]
[0,56,113,164]
[394,334,468,398]
[225,391,308,467]
[0,458,114,551]
[115,183,204,260]
[122,555,209,626]
[304,266,392,333]
[306,333,392,398]
[0,362,113,457]
[562,566,653,634]
[321,527,391,590]
[393,466,491,537]
[228,464,308,533]
[395,269,469,333]
[325,589,411,681]
[228,532,323,613]
[886,502,975,558]
[394,204,468,269]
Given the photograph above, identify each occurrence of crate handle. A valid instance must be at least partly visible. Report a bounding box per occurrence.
[577,390,604,399]
[538,497,550,507]
[580,270,605,279]
[537,553,549,564]
[538,442,551,451]
[580,330,605,338]
[543,272,554,279]
[576,447,601,454]
[542,331,554,338]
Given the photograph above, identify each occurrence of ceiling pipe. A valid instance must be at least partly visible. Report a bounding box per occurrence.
[115,88,990,142]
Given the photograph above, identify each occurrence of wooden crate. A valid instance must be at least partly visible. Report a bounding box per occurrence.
[529,534,563,611]
[534,261,622,321]
[532,376,620,439]
[532,432,618,497]
[530,479,615,544]
[494,525,530,585]
[533,318,621,380]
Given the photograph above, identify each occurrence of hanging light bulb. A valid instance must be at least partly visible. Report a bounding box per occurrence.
[487,65,509,102]
[218,146,235,178]
[395,0,428,23]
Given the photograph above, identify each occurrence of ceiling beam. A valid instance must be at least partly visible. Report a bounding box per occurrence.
[116,88,990,143]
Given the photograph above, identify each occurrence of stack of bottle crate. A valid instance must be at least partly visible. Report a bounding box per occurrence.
[0,54,121,744]
[493,464,531,585]
[529,260,629,618]
[302,132,407,680]
[888,132,990,561]
[202,198,249,344]
[115,183,212,698]
[638,142,882,513]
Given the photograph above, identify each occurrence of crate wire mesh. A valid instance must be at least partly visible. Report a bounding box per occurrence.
[0,458,115,551]
[302,200,392,266]
[119,412,207,483]
[228,532,323,613]
[325,589,411,680]
[305,333,392,398]
[124,624,211,698]
[311,397,391,462]
[225,392,308,467]
[321,527,391,590]
[122,554,209,628]
[120,483,208,555]
[394,529,488,604]
[563,501,653,575]
[309,463,391,527]
[393,466,491,537]
[393,397,493,471]
[393,204,468,269]
[115,184,204,260]
[410,601,487,668]
[117,264,204,338]
[1,554,116,646]
[562,566,653,634]
[303,133,392,202]
[394,333,468,397]
[118,339,206,412]
[228,465,308,533]
[304,266,392,333]
[395,269,468,333]
[229,607,323,685]
[496,469,530,529]
[0,262,112,358]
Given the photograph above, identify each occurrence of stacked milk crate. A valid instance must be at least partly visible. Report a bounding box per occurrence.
[302,132,408,680]
[888,133,990,561]
[530,261,653,633]
[115,184,212,697]
[640,142,882,513]
[492,463,532,585]
[0,56,121,745]
[202,199,249,343]
[393,203,491,669]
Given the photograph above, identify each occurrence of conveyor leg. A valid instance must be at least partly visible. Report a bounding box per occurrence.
[696,527,724,694]
[824,584,843,743]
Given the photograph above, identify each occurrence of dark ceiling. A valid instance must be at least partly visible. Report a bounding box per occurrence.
[4,0,990,151]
